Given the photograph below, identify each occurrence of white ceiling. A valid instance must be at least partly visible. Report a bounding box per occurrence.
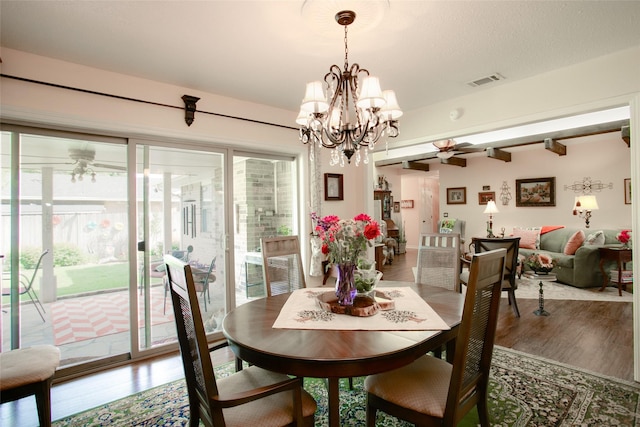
[2,0,640,116]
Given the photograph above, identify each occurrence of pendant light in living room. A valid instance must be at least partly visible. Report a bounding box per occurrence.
[297,10,402,167]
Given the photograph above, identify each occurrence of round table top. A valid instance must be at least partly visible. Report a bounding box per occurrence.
[222,281,464,379]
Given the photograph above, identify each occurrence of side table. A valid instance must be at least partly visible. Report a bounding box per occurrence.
[524,272,556,316]
[598,247,633,296]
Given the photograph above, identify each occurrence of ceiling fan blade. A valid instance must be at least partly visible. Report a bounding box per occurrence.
[92,162,127,171]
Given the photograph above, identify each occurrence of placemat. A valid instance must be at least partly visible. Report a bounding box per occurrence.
[272,287,450,331]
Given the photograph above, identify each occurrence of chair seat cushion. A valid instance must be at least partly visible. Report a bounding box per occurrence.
[365,355,452,418]
[218,365,317,426]
[0,345,60,391]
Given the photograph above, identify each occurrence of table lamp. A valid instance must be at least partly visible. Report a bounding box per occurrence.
[483,200,499,237]
[572,195,599,228]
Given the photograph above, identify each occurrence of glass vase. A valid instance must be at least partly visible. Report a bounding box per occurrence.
[335,262,357,306]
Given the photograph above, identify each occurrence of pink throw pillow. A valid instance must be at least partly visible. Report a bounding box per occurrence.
[563,230,585,255]
[512,228,540,249]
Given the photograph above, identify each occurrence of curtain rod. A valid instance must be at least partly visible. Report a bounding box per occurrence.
[0,73,297,131]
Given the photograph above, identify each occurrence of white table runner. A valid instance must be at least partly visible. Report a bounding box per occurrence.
[272,287,450,331]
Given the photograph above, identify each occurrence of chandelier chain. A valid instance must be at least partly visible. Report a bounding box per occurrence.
[343,25,349,71]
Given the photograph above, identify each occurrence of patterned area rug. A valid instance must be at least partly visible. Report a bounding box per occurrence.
[515,276,632,302]
[53,346,640,426]
[51,287,174,345]
[412,267,633,302]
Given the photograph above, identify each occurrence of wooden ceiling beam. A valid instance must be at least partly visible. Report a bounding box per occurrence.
[374,119,628,167]
[544,138,566,156]
[401,161,429,171]
[486,147,511,162]
[621,125,630,147]
[440,157,466,167]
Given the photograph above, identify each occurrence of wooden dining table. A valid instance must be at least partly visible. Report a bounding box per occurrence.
[222,280,464,426]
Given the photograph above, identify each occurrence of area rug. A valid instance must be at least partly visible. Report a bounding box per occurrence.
[51,287,174,345]
[53,346,640,426]
[412,267,633,302]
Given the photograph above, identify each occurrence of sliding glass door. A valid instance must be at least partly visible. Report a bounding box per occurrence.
[1,128,130,364]
[1,124,301,376]
[135,143,227,350]
[1,127,229,371]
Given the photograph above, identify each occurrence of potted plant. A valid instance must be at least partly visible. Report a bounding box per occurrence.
[397,221,407,254]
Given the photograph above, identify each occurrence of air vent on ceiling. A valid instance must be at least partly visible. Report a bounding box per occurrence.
[467,73,505,87]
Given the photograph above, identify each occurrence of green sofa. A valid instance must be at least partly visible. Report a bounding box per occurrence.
[519,228,623,288]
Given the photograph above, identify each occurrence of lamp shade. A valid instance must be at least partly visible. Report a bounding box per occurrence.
[380,90,403,120]
[356,76,385,109]
[301,81,329,113]
[574,195,599,211]
[483,200,499,214]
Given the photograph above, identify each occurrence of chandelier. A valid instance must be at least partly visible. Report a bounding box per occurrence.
[297,10,402,167]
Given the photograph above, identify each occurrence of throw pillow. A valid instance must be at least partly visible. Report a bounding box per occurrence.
[512,227,540,249]
[585,230,605,246]
[541,225,565,234]
[563,230,585,255]
[439,219,456,234]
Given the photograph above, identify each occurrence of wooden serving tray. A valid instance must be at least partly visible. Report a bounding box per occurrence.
[316,290,395,317]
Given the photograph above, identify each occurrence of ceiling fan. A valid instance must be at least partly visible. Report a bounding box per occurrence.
[67,148,126,182]
[22,147,126,182]
[432,139,484,159]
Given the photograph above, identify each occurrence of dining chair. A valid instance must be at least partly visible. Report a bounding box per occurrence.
[0,344,61,427]
[2,249,49,322]
[260,236,306,297]
[463,237,522,317]
[415,233,461,293]
[364,248,507,427]
[164,254,317,427]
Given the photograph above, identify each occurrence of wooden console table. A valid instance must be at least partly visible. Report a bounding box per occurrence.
[598,247,632,296]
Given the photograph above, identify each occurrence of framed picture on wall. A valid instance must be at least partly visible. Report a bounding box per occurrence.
[393,201,400,213]
[515,177,556,207]
[478,191,495,205]
[446,187,466,205]
[624,178,631,204]
[324,173,343,201]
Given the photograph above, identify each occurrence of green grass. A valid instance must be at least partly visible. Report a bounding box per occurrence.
[55,262,130,297]
[2,262,131,303]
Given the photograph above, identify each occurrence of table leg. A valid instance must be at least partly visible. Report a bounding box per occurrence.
[598,257,609,292]
[533,281,550,316]
[327,377,340,427]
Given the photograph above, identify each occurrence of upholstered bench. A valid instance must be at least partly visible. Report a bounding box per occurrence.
[1,345,61,427]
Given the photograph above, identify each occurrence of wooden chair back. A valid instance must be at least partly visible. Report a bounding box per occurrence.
[415,233,461,292]
[470,237,521,290]
[444,248,506,425]
[260,236,306,297]
[164,254,221,426]
[165,254,316,426]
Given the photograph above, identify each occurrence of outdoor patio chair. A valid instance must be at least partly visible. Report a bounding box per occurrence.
[2,249,49,322]
[192,256,216,312]
[164,254,317,427]
[364,248,506,427]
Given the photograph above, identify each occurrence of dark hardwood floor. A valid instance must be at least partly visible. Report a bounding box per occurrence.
[2,248,634,426]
